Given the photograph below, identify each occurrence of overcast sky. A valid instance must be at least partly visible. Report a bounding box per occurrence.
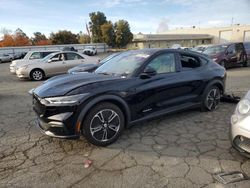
[0,0,250,37]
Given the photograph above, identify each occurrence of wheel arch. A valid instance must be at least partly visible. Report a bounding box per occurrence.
[204,79,225,95]
[76,94,131,134]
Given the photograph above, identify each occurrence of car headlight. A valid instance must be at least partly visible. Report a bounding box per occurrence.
[41,93,89,105]
[238,99,250,115]
[212,58,217,62]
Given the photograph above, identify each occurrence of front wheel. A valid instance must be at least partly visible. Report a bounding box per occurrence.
[82,102,125,146]
[201,86,221,111]
[30,69,44,81]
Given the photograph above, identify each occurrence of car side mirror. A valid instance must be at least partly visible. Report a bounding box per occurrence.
[140,67,157,79]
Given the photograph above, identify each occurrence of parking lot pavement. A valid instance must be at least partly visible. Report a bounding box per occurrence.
[0,61,250,188]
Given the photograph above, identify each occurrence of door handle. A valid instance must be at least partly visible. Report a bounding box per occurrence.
[62,61,66,64]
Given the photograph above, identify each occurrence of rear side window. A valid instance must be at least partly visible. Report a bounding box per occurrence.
[66,53,83,60]
[180,54,201,70]
[29,52,42,60]
[42,51,54,58]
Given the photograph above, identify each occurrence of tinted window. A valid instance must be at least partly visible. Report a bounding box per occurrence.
[42,51,54,58]
[147,53,176,74]
[227,44,236,54]
[180,54,201,69]
[66,53,83,60]
[30,52,42,59]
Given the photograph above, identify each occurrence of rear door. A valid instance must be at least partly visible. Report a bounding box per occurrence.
[65,52,85,70]
[226,44,237,66]
[176,52,209,103]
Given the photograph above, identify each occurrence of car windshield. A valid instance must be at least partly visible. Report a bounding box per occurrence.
[42,52,58,61]
[95,51,151,77]
[203,45,227,55]
[100,53,119,64]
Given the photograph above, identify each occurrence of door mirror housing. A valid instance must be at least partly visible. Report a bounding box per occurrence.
[140,66,157,79]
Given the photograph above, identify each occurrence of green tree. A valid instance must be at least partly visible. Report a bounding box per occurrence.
[101,21,115,47]
[32,32,47,44]
[50,30,78,44]
[89,11,107,43]
[114,20,133,48]
[78,32,91,44]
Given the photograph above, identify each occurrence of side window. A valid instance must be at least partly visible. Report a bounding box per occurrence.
[29,52,42,60]
[147,53,176,74]
[180,54,201,69]
[227,44,236,54]
[66,53,83,60]
[42,52,54,58]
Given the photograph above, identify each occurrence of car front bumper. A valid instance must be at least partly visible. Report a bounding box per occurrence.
[33,95,80,138]
[231,115,250,157]
[16,69,29,78]
[35,118,79,139]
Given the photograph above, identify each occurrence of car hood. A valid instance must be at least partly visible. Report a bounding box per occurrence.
[33,73,119,98]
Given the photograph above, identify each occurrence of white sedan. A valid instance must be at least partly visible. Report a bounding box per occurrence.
[16,51,99,81]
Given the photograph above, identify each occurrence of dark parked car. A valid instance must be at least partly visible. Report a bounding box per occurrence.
[203,43,248,68]
[31,49,226,146]
[68,53,121,74]
[243,42,250,63]
[62,46,77,52]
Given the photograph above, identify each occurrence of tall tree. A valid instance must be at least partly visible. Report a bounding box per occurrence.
[78,32,91,44]
[0,34,15,47]
[89,11,107,43]
[13,28,30,46]
[32,32,47,44]
[101,21,115,47]
[50,30,78,44]
[114,20,133,48]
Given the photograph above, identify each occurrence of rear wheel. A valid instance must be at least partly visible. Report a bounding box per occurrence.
[30,69,44,81]
[243,57,249,67]
[201,86,221,111]
[82,102,125,146]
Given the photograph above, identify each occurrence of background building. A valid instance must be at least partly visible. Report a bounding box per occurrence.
[128,25,250,49]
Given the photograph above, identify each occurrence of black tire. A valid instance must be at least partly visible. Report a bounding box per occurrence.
[0,59,2,64]
[201,85,221,112]
[82,102,125,146]
[30,69,45,81]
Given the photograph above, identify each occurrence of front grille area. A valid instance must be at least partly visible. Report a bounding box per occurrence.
[233,136,250,154]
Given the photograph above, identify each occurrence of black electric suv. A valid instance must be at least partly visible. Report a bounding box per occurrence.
[31,49,226,146]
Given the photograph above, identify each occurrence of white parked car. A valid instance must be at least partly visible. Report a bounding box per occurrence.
[231,90,250,157]
[10,50,57,74]
[16,51,99,81]
[0,54,13,63]
[83,47,97,56]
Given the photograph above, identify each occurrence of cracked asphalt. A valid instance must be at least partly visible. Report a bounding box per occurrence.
[0,61,250,188]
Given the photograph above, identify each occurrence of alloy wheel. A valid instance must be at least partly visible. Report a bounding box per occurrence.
[206,88,220,111]
[32,70,43,81]
[90,109,120,142]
